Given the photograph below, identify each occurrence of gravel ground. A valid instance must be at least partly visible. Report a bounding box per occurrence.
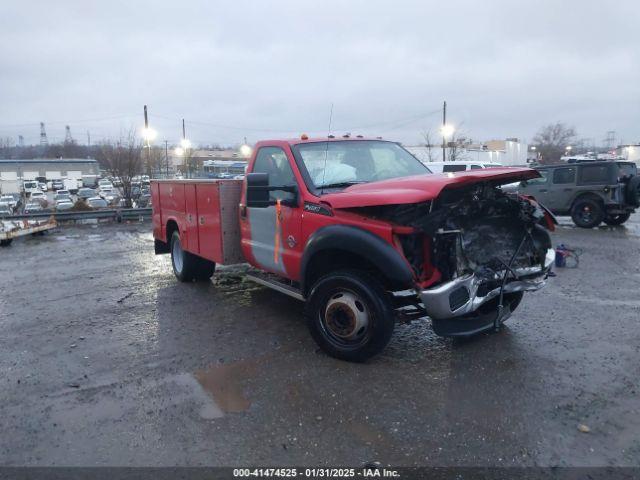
[0,215,639,467]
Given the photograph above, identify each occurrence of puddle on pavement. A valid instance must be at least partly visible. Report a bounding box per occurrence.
[194,358,259,413]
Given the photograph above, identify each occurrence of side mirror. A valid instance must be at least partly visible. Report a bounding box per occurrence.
[246,172,270,208]
[246,173,298,208]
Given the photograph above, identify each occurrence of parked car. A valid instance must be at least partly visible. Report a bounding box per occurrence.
[103,193,120,204]
[77,188,96,199]
[55,201,75,211]
[0,195,17,208]
[23,180,40,195]
[51,179,64,191]
[38,182,48,192]
[513,161,639,227]
[98,179,114,190]
[135,193,151,208]
[29,191,46,202]
[24,203,44,213]
[0,204,12,217]
[54,192,72,202]
[424,161,503,173]
[87,197,108,209]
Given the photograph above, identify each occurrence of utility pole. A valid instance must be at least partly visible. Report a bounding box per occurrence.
[165,140,169,177]
[442,101,447,162]
[39,122,48,147]
[144,105,151,177]
[87,131,91,147]
[182,118,189,178]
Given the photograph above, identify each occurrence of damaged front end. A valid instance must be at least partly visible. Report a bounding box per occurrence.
[356,181,555,336]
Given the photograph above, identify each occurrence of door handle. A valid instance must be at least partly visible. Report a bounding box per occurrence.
[539,189,548,193]
[563,188,572,192]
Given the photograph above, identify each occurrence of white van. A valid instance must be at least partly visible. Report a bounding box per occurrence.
[424,161,503,174]
[23,180,40,195]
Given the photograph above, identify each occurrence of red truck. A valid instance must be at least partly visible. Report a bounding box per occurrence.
[152,137,556,361]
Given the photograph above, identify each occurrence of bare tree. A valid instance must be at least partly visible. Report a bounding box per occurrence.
[532,122,577,164]
[447,131,470,162]
[96,130,142,207]
[421,130,438,162]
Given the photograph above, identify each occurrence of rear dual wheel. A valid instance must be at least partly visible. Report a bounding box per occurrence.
[170,230,215,282]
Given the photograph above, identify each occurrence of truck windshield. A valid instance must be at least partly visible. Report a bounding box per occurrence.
[293,140,431,190]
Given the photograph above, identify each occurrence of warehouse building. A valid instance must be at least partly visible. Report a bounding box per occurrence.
[0,158,100,185]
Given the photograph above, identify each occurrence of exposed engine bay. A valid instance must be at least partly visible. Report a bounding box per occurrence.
[355,182,553,286]
[350,181,554,328]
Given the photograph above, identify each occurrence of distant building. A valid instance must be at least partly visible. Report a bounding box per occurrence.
[0,158,99,182]
[170,148,248,174]
[203,160,247,177]
[616,144,640,166]
[406,138,529,166]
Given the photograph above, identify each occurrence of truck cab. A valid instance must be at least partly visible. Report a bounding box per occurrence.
[153,137,556,361]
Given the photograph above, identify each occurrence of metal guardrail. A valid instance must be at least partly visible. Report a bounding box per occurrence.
[1,208,152,222]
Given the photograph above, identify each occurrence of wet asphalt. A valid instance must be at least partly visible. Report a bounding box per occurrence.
[0,216,639,467]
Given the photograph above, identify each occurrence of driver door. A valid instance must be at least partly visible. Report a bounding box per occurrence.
[243,146,302,277]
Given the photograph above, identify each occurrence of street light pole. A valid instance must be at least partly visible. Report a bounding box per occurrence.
[164,140,169,177]
[442,101,447,162]
[144,105,150,177]
[182,118,188,178]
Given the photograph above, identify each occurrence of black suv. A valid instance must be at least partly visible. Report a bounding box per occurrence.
[515,161,639,228]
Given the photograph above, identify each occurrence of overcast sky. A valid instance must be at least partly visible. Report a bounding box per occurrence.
[1,0,638,147]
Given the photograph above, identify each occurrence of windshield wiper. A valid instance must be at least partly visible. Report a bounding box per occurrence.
[319,181,366,189]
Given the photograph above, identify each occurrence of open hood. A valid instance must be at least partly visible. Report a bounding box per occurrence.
[320,167,540,209]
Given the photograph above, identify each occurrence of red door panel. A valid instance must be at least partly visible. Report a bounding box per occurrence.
[196,183,223,262]
[185,184,199,254]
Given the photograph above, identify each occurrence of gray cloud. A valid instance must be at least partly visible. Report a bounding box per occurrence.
[1,0,638,146]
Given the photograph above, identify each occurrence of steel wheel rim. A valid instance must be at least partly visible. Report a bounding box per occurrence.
[172,237,184,273]
[578,205,593,223]
[319,288,372,349]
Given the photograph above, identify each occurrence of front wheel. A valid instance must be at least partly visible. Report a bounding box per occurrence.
[571,198,604,228]
[170,231,215,282]
[304,269,395,362]
[603,212,631,226]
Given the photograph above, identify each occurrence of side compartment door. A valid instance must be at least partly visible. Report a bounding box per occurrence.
[244,146,302,278]
[196,183,223,262]
[185,183,199,254]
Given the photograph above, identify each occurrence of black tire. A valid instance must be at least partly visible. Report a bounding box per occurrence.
[603,212,631,226]
[0,238,13,247]
[625,176,640,207]
[170,231,215,282]
[304,269,395,362]
[194,257,216,281]
[571,198,604,228]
